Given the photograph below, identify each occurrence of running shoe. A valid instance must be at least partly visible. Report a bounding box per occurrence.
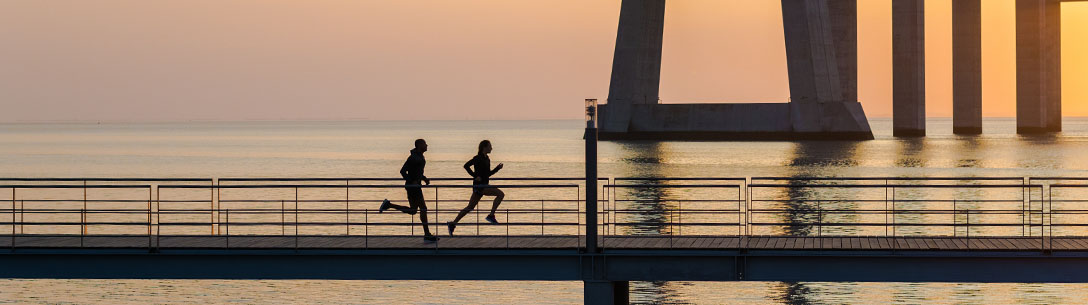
[379,199,391,213]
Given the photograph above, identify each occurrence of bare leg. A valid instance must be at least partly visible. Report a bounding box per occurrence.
[481,188,505,216]
[451,192,483,225]
[386,202,417,215]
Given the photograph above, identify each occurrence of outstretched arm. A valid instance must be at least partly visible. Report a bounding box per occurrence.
[490,163,503,176]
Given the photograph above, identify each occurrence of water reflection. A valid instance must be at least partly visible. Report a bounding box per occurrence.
[895,138,927,168]
[613,142,686,303]
[767,142,862,305]
[954,136,983,168]
[782,141,862,236]
[614,142,673,235]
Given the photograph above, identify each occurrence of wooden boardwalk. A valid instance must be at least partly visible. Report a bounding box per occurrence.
[0,235,1082,251]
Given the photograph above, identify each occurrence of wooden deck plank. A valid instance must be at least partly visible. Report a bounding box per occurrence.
[950,238,967,250]
[922,238,941,250]
[771,237,785,249]
[1003,238,1024,250]
[1066,238,1088,250]
[751,237,766,249]
[782,237,796,249]
[937,238,957,250]
[901,237,917,250]
[876,237,891,250]
[693,237,712,249]
[1054,238,1077,251]
[991,238,1013,250]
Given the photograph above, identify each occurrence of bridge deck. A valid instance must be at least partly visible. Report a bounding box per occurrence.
[0,235,1080,251]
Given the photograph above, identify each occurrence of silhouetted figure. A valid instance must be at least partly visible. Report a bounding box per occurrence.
[447,140,505,235]
[380,139,438,242]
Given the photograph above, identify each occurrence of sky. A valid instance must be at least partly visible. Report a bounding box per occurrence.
[0,0,1085,122]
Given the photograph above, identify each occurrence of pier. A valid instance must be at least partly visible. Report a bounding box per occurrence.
[4,177,1088,304]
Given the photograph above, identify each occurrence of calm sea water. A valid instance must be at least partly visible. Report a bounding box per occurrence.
[3,118,1088,304]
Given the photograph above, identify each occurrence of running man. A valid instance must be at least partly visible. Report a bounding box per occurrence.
[447,140,504,235]
[380,139,438,242]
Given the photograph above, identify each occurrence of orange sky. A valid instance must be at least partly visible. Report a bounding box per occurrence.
[0,0,1085,121]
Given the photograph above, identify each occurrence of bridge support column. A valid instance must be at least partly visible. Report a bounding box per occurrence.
[953,0,982,134]
[584,280,629,305]
[829,0,857,103]
[1016,0,1062,134]
[603,0,666,133]
[893,0,926,137]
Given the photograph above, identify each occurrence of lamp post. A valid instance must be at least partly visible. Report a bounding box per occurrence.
[585,99,599,253]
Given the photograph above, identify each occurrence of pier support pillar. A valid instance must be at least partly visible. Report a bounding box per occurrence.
[584,280,629,305]
[953,0,982,134]
[1016,0,1062,134]
[603,0,666,133]
[829,0,858,103]
[893,0,926,137]
[781,0,843,105]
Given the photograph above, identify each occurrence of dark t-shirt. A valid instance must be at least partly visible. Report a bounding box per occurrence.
[400,149,427,187]
[464,154,495,186]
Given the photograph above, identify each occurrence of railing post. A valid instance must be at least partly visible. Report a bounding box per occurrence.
[147,186,152,250]
[80,208,85,248]
[346,180,350,235]
[294,187,299,251]
[818,200,822,239]
[211,179,216,235]
[364,208,369,249]
[82,180,87,236]
[10,188,15,250]
[156,185,161,252]
[505,208,510,249]
[585,99,599,253]
[223,208,227,249]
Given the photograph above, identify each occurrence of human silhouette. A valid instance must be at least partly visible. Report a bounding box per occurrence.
[380,139,438,242]
[447,140,505,235]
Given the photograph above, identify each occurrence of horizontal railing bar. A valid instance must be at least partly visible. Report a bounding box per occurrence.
[604,184,741,188]
[0,178,209,182]
[219,177,603,182]
[158,222,582,226]
[0,185,151,188]
[159,184,578,189]
[748,209,1035,213]
[752,177,1027,181]
[748,223,1031,227]
[749,184,1041,188]
[613,177,746,181]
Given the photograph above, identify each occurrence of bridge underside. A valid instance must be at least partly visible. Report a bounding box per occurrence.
[598,102,873,141]
[4,235,1088,283]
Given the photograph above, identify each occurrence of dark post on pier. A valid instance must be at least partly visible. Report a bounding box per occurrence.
[585,99,599,253]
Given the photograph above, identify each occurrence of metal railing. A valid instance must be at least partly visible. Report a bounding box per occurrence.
[1,176,1085,251]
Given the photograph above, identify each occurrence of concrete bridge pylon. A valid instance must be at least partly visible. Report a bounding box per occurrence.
[599,0,875,141]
